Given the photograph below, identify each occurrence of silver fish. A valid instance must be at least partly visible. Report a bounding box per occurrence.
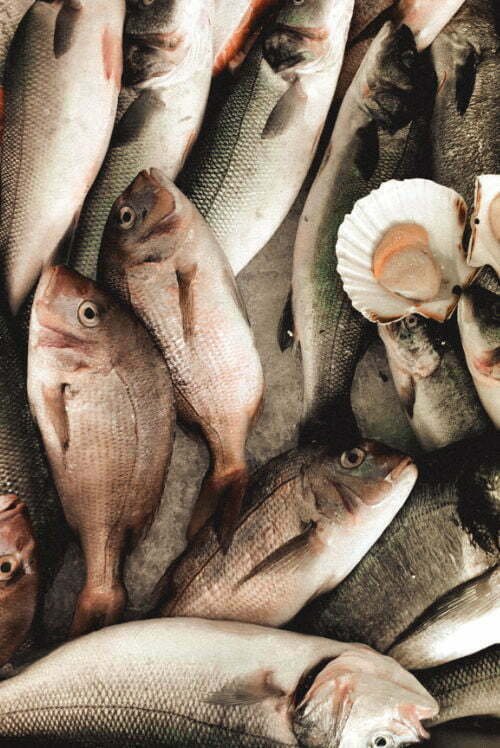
[378,314,490,450]
[69,0,213,280]
[213,0,279,75]
[0,0,126,313]
[0,0,32,82]
[0,618,438,746]
[27,265,175,638]
[458,270,500,428]
[159,441,417,627]
[99,168,264,549]
[179,0,355,275]
[388,565,500,670]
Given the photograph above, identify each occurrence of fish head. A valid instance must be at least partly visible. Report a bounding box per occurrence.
[293,649,438,747]
[0,494,38,666]
[102,168,185,277]
[307,441,417,524]
[378,316,442,377]
[30,266,118,373]
[359,22,418,133]
[459,286,500,379]
[262,0,342,75]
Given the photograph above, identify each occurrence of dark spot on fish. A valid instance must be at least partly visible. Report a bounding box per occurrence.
[378,370,388,383]
[457,200,467,226]
[355,120,379,180]
[452,285,462,296]
[475,218,480,225]
[455,46,478,116]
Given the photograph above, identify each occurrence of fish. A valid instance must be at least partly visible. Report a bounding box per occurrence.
[0,494,38,668]
[0,618,438,745]
[287,19,434,445]
[291,433,500,653]
[388,565,500,669]
[0,0,126,314]
[0,306,64,581]
[213,0,279,75]
[68,0,213,280]
[27,265,175,638]
[157,441,417,626]
[458,269,500,428]
[429,0,499,206]
[0,1,33,82]
[99,168,264,550]
[415,645,500,726]
[178,0,356,275]
[378,314,490,450]
[351,339,422,456]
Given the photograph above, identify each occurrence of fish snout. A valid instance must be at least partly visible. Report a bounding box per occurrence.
[387,455,416,483]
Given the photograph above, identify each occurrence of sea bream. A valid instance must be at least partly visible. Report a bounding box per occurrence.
[288,18,429,444]
[0,0,125,314]
[378,314,489,450]
[69,0,213,280]
[291,433,500,655]
[458,270,500,428]
[27,266,175,638]
[429,0,499,206]
[158,441,417,626]
[179,0,355,275]
[388,565,500,670]
[99,169,264,548]
[0,618,438,746]
[0,494,38,668]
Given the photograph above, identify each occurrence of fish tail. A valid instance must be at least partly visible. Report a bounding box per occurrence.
[69,582,127,639]
[186,466,249,553]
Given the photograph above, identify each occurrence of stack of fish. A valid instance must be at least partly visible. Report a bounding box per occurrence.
[0,0,497,745]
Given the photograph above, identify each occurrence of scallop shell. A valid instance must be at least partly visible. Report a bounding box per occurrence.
[336,179,476,323]
[467,174,500,276]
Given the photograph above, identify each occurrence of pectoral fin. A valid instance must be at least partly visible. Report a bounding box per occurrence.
[278,290,295,351]
[176,264,197,341]
[355,120,380,181]
[456,46,478,116]
[239,521,317,585]
[112,90,166,147]
[206,669,285,706]
[262,79,307,140]
[42,384,70,452]
[53,1,83,58]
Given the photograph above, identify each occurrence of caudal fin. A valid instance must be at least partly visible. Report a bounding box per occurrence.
[69,582,127,639]
[186,467,248,553]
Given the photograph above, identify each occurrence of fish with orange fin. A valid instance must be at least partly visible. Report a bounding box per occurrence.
[0,494,38,668]
[99,169,264,551]
[27,266,175,637]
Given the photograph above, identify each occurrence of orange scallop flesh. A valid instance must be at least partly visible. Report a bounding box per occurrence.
[488,193,500,241]
[372,223,442,302]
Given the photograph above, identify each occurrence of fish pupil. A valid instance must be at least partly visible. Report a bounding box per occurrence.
[0,562,11,574]
[84,307,96,320]
[375,739,387,747]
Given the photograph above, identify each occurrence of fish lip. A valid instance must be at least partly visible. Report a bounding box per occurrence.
[387,456,415,482]
[0,496,26,523]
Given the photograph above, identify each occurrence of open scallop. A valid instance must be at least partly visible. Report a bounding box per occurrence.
[336,179,477,323]
[467,174,500,277]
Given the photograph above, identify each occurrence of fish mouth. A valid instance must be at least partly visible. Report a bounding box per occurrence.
[386,456,416,483]
[0,495,26,523]
[262,25,329,72]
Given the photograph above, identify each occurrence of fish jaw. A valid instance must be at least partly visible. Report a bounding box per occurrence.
[0,494,38,667]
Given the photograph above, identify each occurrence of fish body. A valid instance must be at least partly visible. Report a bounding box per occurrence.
[0,307,63,580]
[291,434,500,653]
[27,266,175,637]
[415,645,500,726]
[0,494,38,667]
[179,0,355,275]
[99,169,264,548]
[0,618,438,746]
[430,0,499,206]
[0,1,32,82]
[0,0,125,313]
[158,441,417,626]
[388,565,500,669]
[458,273,500,428]
[351,340,421,455]
[378,315,490,450]
[69,0,213,280]
[290,20,431,443]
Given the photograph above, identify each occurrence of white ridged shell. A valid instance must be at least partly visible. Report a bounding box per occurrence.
[467,174,500,276]
[336,179,476,323]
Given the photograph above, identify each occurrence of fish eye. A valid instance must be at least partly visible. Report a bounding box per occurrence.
[401,48,415,69]
[340,448,366,469]
[118,206,137,230]
[293,0,305,5]
[0,555,18,580]
[405,314,419,328]
[77,301,100,328]
[142,0,155,6]
[371,736,395,748]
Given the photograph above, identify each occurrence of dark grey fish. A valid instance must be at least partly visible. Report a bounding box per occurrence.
[430,0,499,205]
[415,645,500,726]
[291,433,500,652]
